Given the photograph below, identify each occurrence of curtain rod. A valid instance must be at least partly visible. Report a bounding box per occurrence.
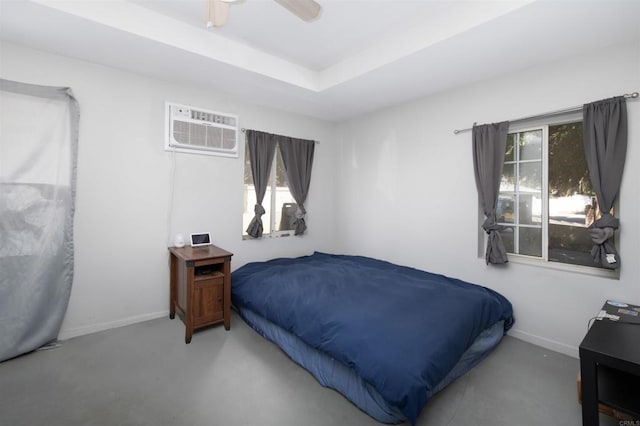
[453,91,639,135]
[240,128,320,144]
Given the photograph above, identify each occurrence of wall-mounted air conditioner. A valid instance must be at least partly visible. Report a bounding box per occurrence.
[165,102,239,158]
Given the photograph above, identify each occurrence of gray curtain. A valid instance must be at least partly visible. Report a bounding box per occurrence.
[583,97,627,269]
[0,79,79,362]
[472,122,510,265]
[245,130,277,238]
[278,136,315,235]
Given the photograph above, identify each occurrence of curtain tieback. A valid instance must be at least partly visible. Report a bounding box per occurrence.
[295,205,306,219]
[254,204,266,216]
[481,217,501,234]
[592,213,619,229]
[588,227,615,245]
[588,213,618,244]
[588,213,620,268]
[293,205,308,236]
[482,217,507,264]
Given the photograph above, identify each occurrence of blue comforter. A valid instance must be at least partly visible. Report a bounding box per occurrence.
[232,252,514,423]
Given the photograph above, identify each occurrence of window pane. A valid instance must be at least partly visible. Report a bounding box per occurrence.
[548,122,589,198]
[273,149,295,232]
[519,193,542,225]
[243,145,254,233]
[505,133,515,162]
[500,130,543,260]
[519,130,542,161]
[549,194,594,227]
[275,148,288,187]
[242,184,254,232]
[499,226,515,254]
[273,197,296,231]
[244,142,253,185]
[549,220,597,267]
[519,162,542,191]
[500,164,515,192]
[497,194,515,224]
[262,187,272,234]
[242,184,273,235]
[519,227,542,257]
[548,121,601,268]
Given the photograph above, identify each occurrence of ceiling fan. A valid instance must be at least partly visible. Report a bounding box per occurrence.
[206,0,322,28]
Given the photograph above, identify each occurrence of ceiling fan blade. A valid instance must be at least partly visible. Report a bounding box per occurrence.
[206,0,229,28]
[274,0,321,22]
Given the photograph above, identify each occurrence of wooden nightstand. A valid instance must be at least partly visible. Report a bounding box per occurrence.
[169,245,233,343]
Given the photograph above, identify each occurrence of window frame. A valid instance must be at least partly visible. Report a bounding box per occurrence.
[499,125,548,260]
[478,112,619,279]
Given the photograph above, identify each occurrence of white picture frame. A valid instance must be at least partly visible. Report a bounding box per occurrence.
[190,232,212,247]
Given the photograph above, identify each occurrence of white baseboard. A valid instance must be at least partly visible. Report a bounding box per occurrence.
[507,328,579,359]
[58,310,169,341]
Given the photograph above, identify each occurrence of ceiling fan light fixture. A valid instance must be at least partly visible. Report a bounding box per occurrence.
[274,0,322,22]
[205,0,322,28]
[206,0,229,28]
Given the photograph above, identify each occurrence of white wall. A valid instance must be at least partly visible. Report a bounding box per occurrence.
[335,42,640,357]
[0,41,338,339]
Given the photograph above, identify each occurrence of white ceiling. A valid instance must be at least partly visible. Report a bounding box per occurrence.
[1,0,639,122]
[132,0,479,71]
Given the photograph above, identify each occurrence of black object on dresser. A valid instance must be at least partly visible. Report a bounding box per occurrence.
[579,300,640,425]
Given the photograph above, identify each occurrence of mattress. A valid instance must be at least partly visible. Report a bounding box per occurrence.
[237,306,506,423]
[232,252,514,424]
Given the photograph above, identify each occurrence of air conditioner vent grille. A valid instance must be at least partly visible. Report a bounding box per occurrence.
[189,111,237,127]
[165,103,238,158]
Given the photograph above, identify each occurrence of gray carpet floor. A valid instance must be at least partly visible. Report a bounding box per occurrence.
[0,311,618,426]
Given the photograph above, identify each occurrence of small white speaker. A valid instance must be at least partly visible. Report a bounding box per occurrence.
[174,233,185,248]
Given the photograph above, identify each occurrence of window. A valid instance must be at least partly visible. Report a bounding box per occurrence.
[496,118,612,271]
[242,143,296,237]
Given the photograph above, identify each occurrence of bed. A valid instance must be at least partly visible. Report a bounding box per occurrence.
[231,252,514,424]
